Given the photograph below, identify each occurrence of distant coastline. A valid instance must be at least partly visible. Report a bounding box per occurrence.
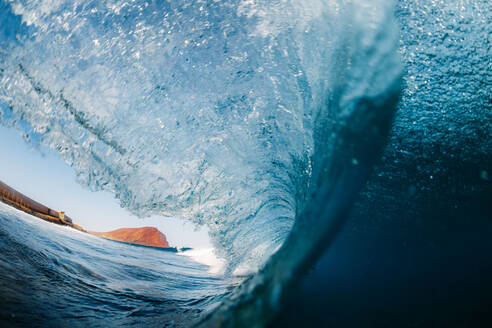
[0,179,177,249]
[0,179,84,231]
[85,237,188,253]
[89,227,172,249]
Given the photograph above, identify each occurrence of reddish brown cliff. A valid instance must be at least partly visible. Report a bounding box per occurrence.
[91,227,170,248]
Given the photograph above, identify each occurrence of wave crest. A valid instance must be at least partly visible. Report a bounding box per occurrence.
[0,0,400,278]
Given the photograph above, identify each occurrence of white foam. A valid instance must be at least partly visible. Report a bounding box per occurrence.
[181,248,226,275]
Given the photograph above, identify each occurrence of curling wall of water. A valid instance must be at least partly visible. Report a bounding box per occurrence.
[0,0,401,277]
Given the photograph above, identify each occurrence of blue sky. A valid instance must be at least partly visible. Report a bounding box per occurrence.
[0,125,212,249]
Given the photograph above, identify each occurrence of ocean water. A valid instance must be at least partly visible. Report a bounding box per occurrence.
[0,0,490,327]
[0,202,236,327]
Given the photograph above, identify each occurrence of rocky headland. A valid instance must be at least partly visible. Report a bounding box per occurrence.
[90,227,171,248]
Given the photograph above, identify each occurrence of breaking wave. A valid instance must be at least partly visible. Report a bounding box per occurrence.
[0,0,402,325]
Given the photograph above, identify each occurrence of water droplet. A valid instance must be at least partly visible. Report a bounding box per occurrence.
[481,170,489,181]
[408,185,417,196]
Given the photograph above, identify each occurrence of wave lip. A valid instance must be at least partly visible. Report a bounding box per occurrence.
[196,0,402,326]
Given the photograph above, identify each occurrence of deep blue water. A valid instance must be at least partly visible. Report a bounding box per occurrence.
[273,202,492,327]
[0,202,234,327]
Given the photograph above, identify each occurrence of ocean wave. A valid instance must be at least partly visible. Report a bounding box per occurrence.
[0,0,400,273]
[0,0,402,326]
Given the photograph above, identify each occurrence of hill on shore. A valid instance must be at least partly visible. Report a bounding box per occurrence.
[90,227,170,248]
